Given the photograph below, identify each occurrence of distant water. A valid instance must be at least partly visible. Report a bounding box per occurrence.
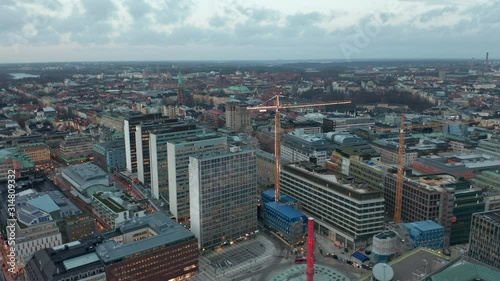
[9,73,40,79]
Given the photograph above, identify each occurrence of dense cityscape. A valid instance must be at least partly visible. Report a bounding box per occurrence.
[1,0,500,280]
[0,57,499,281]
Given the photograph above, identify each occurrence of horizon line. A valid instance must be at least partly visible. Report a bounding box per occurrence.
[0,57,497,65]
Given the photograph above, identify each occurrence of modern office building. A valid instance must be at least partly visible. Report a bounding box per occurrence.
[124,112,167,173]
[13,190,64,267]
[468,210,500,269]
[225,100,251,133]
[92,191,146,229]
[446,135,477,154]
[349,160,392,191]
[97,213,199,281]
[189,148,257,250]
[135,119,185,186]
[263,202,307,245]
[256,149,276,192]
[477,134,500,156]
[326,147,377,176]
[93,140,126,173]
[471,170,500,191]
[13,189,95,243]
[413,154,500,180]
[322,117,375,133]
[384,173,484,247]
[17,142,51,168]
[0,148,35,181]
[400,220,444,250]
[97,112,126,132]
[372,139,419,166]
[167,133,227,222]
[26,213,199,281]
[281,129,333,166]
[59,134,94,164]
[280,162,385,250]
[149,124,203,200]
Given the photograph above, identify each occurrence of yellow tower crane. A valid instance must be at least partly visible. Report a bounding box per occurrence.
[247,95,351,201]
[373,115,476,224]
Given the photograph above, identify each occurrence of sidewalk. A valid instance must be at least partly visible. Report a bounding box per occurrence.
[314,234,349,260]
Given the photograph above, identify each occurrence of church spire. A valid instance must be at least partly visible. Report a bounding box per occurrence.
[177,71,185,105]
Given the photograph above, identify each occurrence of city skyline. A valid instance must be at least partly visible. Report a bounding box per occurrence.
[0,0,498,63]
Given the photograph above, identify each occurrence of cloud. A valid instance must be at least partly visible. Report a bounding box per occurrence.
[0,0,498,62]
[419,6,458,22]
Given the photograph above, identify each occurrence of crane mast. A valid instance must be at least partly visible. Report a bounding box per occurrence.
[247,95,351,202]
[274,95,282,201]
[395,114,405,224]
[372,115,475,224]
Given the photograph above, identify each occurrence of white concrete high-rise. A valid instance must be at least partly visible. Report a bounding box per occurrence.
[167,134,227,222]
[149,125,203,200]
[124,113,166,173]
[135,119,185,186]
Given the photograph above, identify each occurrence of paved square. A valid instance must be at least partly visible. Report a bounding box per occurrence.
[206,238,267,269]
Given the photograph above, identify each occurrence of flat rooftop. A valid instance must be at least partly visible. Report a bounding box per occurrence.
[265,202,306,220]
[96,213,195,263]
[474,209,500,226]
[63,162,107,183]
[282,162,383,201]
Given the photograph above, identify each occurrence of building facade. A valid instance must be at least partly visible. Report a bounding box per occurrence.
[372,139,418,166]
[471,170,500,192]
[281,130,332,166]
[167,134,227,222]
[59,134,94,164]
[25,241,106,281]
[322,117,375,133]
[16,220,62,267]
[0,148,35,181]
[384,174,484,247]
[189,149,257,250]
[149,125,202,200]
[225,101,251,133]
[26,213,199,281]
[17,142,51,168]
[93,140,126,173]
[92,191,146,229]
[280,162,385,250]
[256,150,276,193]
[97,213,199,281]
[412,154,500,180]
[124,113,167,173]
[468,210,500,269]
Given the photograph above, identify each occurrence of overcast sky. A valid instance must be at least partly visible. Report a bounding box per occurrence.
[0,0,498,63]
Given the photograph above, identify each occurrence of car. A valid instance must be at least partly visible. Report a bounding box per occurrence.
[325,252,331,257]
[332,254,338,260]
[346,260,353,265]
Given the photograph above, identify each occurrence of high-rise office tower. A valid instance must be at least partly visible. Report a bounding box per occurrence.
[468,210,500,269]
[124,113,167,173]
[189,148,258,250]
[135,119,184,185]
[167,134,227,222]
[149,125,202,200]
